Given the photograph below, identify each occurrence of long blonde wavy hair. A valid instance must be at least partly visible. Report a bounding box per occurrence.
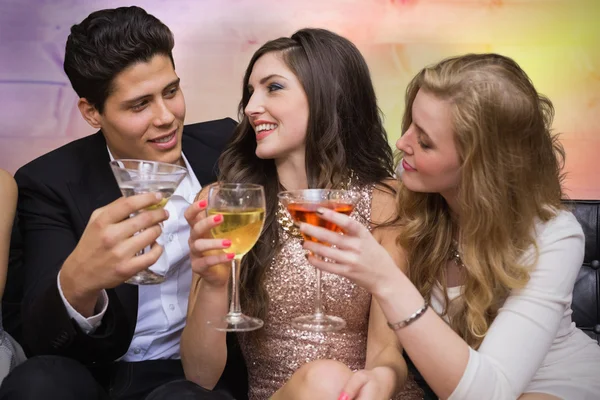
[396,53,565,349]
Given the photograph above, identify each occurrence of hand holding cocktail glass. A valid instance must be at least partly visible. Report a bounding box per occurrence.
[278,189,360,332]
[110,159,187,285]
[58,163,175,316]
[297,204,403,307]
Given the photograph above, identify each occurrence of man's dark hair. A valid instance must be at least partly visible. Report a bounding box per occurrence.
[64,6,175,113]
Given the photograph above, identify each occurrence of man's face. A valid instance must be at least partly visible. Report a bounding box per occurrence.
[84,54,186,165]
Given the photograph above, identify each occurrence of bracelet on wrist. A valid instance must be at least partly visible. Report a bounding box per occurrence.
[386,301,429,331]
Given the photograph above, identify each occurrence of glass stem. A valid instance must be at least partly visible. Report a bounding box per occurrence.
[135,212,146,256]
[136,233,146,256]
[229,257,242,316]
[314,267,324,317]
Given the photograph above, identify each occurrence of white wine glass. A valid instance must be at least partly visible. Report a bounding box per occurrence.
[109,159,187,285]
[207,183,266,331]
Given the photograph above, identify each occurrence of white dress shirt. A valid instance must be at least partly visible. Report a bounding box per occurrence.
[57,151,201,361]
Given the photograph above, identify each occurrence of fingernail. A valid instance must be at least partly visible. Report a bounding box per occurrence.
[155,192,163,200]
[164,209,170,218]
[222,239,232,247]
[198,199,207,208]
[226,253,235,260]
[213,214,223,223]
[338,393,350,400]
[316,208,325,215]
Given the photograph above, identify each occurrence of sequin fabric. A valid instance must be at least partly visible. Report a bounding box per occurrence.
[238,183,423,399]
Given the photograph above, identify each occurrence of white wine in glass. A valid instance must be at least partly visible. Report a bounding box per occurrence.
[207,183,266,332]
[110,159,187,285]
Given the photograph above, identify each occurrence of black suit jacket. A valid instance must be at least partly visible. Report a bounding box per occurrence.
[12,118,248,395]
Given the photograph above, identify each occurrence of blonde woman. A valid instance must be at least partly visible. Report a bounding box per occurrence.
[0,169,26,384]
[300,53,600,400]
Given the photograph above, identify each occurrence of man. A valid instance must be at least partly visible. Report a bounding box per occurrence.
[0,6,246,399]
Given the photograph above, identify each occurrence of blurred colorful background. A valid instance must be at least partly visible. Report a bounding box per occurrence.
[1,0,598,198]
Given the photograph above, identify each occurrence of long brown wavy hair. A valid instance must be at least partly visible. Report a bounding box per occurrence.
[219,28,395,325]
[396,54,565,348]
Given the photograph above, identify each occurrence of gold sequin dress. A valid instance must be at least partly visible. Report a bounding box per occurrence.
[238,183,423,400]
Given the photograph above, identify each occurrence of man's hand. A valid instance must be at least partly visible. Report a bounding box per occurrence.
[60,192,169,316]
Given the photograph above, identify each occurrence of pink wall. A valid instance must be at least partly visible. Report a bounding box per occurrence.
[1,0,598,198]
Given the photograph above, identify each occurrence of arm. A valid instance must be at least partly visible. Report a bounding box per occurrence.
[181,187,234,388]
[16,169,121,360]
[375,212,584,400]
[342,182,409,399]
[182,274,229,388]
[303,209,584,400]
[362,300,408,397]
[365,183,408,394]
[0,169,18,299]
[16,167,167,361]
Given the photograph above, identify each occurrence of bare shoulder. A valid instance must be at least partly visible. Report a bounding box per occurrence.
[370,179,406,269]
[0,169,17,227]
[371,178,400,226]
[194,182,219,203]
[0,169,17,200]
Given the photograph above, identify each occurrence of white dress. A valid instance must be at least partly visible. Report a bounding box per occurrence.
[431,211,600,400]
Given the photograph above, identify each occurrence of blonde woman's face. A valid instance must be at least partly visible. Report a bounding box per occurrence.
[395,89,461,199]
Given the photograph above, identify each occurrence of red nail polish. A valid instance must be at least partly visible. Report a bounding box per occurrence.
[222,239,232,247]
[226,253,235,260]
[338,393,350,400]
[198,199,207,208]
[213,214,223,223]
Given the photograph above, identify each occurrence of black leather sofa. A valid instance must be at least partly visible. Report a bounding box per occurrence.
[567,200,600,344]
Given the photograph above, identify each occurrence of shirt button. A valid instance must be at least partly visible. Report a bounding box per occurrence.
[133,348,141,355]
[168,233,175,242]
[169,304,175,311]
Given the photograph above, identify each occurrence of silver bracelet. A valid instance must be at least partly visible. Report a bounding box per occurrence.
[386,301,429,331]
